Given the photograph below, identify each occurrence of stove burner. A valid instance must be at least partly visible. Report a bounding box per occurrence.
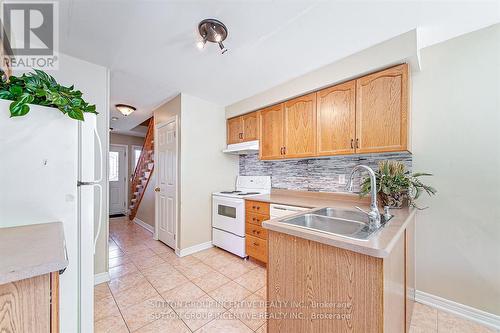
[220,190,242,194]
[238,192,261,196]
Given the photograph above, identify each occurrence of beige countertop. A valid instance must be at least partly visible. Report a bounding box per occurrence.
[0,222,69,285]
[254,189,415,258]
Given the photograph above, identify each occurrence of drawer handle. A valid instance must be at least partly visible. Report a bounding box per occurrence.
[256,206,260,210]
[253,242,259,246]
[252,206,256,209]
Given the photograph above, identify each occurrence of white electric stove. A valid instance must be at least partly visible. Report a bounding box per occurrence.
[212,176,271,257]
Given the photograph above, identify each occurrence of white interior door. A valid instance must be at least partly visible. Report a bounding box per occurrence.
[109,145,127,214]
[156,119,177,248]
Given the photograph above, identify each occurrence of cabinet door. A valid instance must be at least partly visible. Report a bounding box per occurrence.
[0,274,51,332]
[246,234,267,263]
[356,64,409,153]
[227,116,243,144]
[242,111,259,141]
[317,80,356,156]
[284,93,317,158]
[259,104,284,160]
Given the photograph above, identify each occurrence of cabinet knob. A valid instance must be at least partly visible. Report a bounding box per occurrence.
[154,187,160,192]
[253,242,259,246]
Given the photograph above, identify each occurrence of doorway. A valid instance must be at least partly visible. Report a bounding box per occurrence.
[155,118,177,249]
[109,144,128,215]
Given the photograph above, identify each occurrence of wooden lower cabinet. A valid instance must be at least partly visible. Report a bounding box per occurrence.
[0,272,59,332]
[245,199,270,217]
[245,200,270,264]
[246,234,268,263]
[267,215,415,333]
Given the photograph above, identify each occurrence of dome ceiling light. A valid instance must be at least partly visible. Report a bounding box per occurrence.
[197,18,228,54]
[115,104,136,116]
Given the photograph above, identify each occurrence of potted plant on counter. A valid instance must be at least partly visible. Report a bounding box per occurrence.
[360,160,436,209]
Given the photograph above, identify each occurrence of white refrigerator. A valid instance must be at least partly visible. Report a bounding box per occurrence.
[0,99,103,332]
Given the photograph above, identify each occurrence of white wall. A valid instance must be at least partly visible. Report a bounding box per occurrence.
[412,24,500,315]
[180,94,239,249]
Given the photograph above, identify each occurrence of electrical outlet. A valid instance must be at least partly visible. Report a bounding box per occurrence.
[338,174,346,185]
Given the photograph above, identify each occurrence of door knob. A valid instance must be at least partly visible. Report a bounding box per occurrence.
[154,187,160,192]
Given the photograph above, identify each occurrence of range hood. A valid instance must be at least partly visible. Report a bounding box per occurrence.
[222,140,259,155]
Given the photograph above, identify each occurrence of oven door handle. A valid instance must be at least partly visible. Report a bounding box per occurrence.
[212,196,246,205]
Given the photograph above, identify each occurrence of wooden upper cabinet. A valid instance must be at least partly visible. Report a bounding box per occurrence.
[317,80,356,156]
[227,111,259,144]
[283,93,317,158]
[227,116,243,144]
[256,63,409,159]
[259,104,284,160]
[356,64,409,153]
[242,111,259,141]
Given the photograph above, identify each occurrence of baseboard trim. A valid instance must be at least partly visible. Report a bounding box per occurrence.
[134,217,154,234]
[94,272,110,286]
[177,241,213,257]
[415,290,500,329]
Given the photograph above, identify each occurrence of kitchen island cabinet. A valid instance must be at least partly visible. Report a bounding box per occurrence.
[0,222,68,333]
[256,190,416,333]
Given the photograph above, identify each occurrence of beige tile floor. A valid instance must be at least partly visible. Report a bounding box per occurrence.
[95,217,498,333]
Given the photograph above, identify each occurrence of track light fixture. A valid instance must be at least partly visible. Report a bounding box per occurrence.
[197,19,228,54]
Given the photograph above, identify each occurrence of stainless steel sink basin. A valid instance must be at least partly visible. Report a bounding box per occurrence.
[313,207,370,222]
[280,207,393,241]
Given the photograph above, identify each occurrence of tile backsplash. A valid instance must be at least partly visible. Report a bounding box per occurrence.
[239,152,412,193]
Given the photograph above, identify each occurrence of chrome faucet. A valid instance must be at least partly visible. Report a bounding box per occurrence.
[345,165,381,229]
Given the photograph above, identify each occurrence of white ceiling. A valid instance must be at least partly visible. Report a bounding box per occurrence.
[58,0,500,133]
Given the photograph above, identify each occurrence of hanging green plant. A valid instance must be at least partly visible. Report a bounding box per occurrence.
[0,69,97,121]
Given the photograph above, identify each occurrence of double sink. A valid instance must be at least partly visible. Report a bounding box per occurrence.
[279,207,393,241]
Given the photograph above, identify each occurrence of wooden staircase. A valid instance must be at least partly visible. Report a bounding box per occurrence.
[129,118,154,221]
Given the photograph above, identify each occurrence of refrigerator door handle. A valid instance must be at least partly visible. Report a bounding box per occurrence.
[93,183,103,254]
[94,127,104,183]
